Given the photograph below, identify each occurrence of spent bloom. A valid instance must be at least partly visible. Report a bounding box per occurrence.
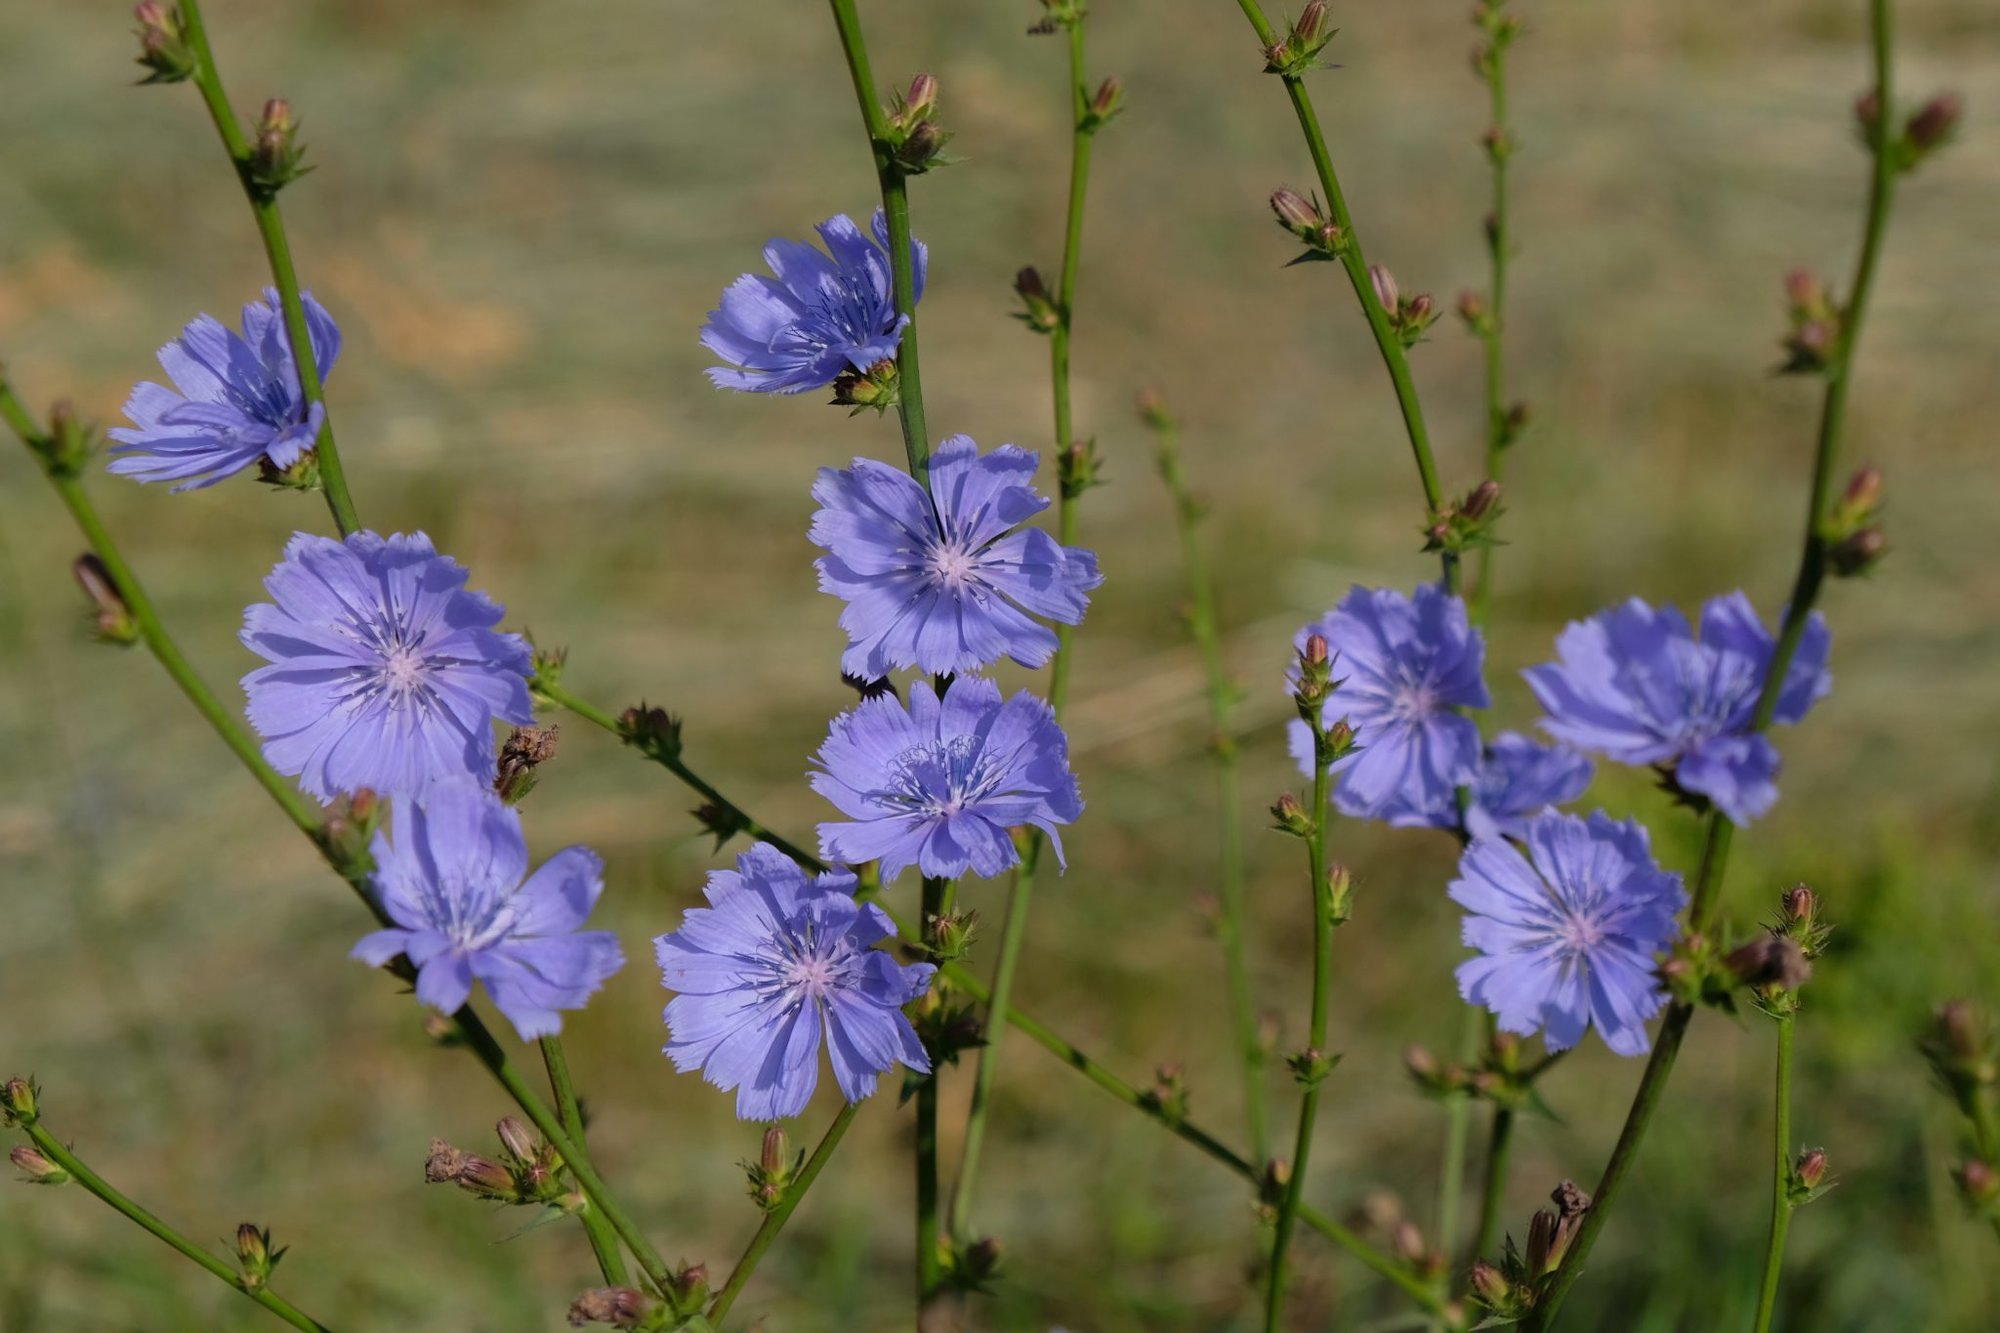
[242,531,533,800]
[1524,592,1831,825]
[701,210,924,394]
[1288,584,1490,824]
[1452,810,1686,1057]
[108,288,339,490]
[813,675,1081,881]
[812,435,1102,678]
[656,843,935,1120]
[352,783,624,1041]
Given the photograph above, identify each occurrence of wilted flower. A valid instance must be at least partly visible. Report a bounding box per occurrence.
[1524,592,1831,825]
[107,289,339,490]
[813,675,1081,881]
[701,211,925,394]
[241,531,532,800]
[352,783,624,1040]
[1452,810,1686,1056]
[656,844,935,1119]
[811,435,1102,678]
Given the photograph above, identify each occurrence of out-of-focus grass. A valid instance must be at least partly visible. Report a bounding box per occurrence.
[1,0,1997,1329]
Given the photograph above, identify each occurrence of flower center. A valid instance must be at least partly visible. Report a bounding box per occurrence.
[380,643,432,695]
[784,954,839,999]
[884,734,1001,816]
[1556,911,1607,955]
[925,540,981,591]
[1388,679,1437,723]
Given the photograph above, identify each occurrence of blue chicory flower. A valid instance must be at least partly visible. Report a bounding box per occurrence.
[107,288,339,490]
[1451,809,1686,1057]
[352,782,624,1041]
[1523,592,1831,825]
[1288,584,1490,824]
[811,435,1102,679]
[241,531,533,801]
[812,674,1082,881]
[1465,733,1596,841]
[701,210,925,394]
[655,843,935,1120]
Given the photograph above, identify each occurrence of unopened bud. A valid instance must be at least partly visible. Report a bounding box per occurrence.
[249,99,308,196]
[1326,863,1354,925]
[1784,267,1824,311]
[1462,478,1502,521]
[1301,632,1329,670]
[904,73,939,120]
[1795,1147,1829,1192]
[1271,793,1312,836]
[760,1125,789,1176]
[1457,289,1488,327]
[1369,263,1400,314]
[1294,0,1330,46]
[1726,934,1812,991]
[668,1262,710,1310]
[1841,465,1884,514]
[1391,1219,1427,1264]
[1,1077,37,1126]
[567,1286,657,1329]
[1406,293,1435,324]
[1957,1158,2000,1206]
[455,1155,519,1202]
[1135,388,1174,433]
[619,703,683,758]
[496,1116,537,1164]
[1905,92,1962,156]
[1404,1044,1442,1081]
[1470,1259,1511,1306]
[1781,884,1818,925]
[1014,266,1061,332]
[1937,1000,1984,1062]
[72,554,138,644]
[960,1235,1003,1282]
[1854,90,1882,134]
[1270,187,1322,235]
[1830,527,1887,578]
[133,2,196,83]
[1086,75,1124,124]
[235,1224,281,1289]
[10,1146,66,1184]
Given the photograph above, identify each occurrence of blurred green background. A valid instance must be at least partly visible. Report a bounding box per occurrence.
[3,0,1997,1329]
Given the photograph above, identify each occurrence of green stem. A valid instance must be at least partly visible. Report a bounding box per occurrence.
[1751,1016,1797,1333]
[1470,22,1514,627]
[537,689,1438,1315]
[1528,10,1899,1322]
[16,1119,330,1331]
[825,0,930,479]
[708,1100,864,1326]
[1153,419,1266,1164]
[1265,722,1336,1329]
[1434,1007,1482,1287]
[541,1035,628,1287]
[1231,0,1454,591]
[916,875,949,1306]
[175,0,358,536]
[949,845,1037,1240]
[1471,1104,1516,1266]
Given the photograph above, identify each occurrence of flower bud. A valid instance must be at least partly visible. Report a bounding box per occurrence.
[1404,1044,1442,1082]
[1854,90,1882,136]
[1829,526,1887,578]
[1271,793,1313,837]
[1904,92,1962,159]
[1457,289,1489,330]
[1794,1147,1829,1192]
[959,1235,1003,1284]
[133,2,196,83]
[495,724,559,803]
[1,1077,38,1126]
[1462,479,1502,522]
[248,98,309,197]
[831,358,901,413]
[1725,934,1811,992]
[1135,388,1174,434]
[1270,187,1321,234]
[1956,1158,2000,1207]
[423,1137,468,1184]
[1784,267,1824,311]
[42,400,99,476]
[667,1262,710,1312]
[1294,0,1330,47]
[72,554,139,645]
[566,1286,657,1329]
[1470,1259,1512,1307]
[1369,263,1400,315]
[1326,863,1354,925]
[235,1224,282,1290]
[495,1116,538,1164]
[896,120,948,173]
[619,703,683,759]
[903,73,939,121]
[454,1154,520,1202]
[1085,76,1125,128]
[1391,1219,1427,1264]
[1840,465,1884,515]
[10,1146,67,1184]
[1014,266,1062,333]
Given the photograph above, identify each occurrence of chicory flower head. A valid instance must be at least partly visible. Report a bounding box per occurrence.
[1523,592,1831,825]
[812,435,1102,679]
[701,210,925,394]
[108,288,339,490]
[352,782,624,1041]
[812,674,1082,882]
[1288,583,1490,824]
[656,843,935,1120]
[241,531,533,801]
[1452,809,1685,1057]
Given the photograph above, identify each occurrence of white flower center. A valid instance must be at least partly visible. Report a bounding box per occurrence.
[926,540,980,590]
[784,954,839,999]
[381,643,431,694]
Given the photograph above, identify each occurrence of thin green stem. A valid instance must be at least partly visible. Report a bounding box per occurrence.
[949,844,1037,1241]
[1434,1007,1482,1287]
[1471,1105,1517,1266]
[1232,0,1454,591]
[175,0,358,536]
[1751,1016,1797,1333]
[709,1100,864,1326]
[1527,10,1899,1322]
[541,1036,627,1287]
[916,875,949,1306]
[16,1119,330,1331]
[1470,20,1515,627]
[1265,724,1336,1329]
[1153,419,1266,1164]
[825,0,930,478]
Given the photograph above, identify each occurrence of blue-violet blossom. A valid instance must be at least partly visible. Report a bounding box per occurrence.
[701,210,925,394]
[241,531,533,800]
[1524,592,1831,825]
[656,843,935,1120]
[1452,810,1685,1057]
[812,434,1102,678]
[1465,733,1595,841]
[108,288,339,490]
[352,782,624,1041]
[1288,584,1490,824]
[813,674,1082,881]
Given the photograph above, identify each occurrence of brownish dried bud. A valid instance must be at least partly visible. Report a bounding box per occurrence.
[1726,934,1812,991]
[567,1286,657,1328]
[423,1137,468,1184]
[1462,479,1502,521]
[1905,92,1962,154]
[495,724,559,802]
[72,553,138,643]
[1830,527,1887,577]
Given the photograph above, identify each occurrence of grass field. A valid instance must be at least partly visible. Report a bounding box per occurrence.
[2,1,1998,1329]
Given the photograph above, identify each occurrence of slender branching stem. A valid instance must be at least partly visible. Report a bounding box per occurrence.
[1153,416,1266,1164]
[950,842,1037,1240]
[916,875,951,1306]
[1470,17,1516,626]
[1265,727,1337,1328]
[541,1036,628,1286]
[1230,0,1454,591]
[1471,1104,1517,1265]
[709,1100,864,1325]
[13,1118,331,1332]
[1751,1016,1797,1333]
[174,0,357,536]
[1529,5,1900,1321]
[825,0,930,477]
